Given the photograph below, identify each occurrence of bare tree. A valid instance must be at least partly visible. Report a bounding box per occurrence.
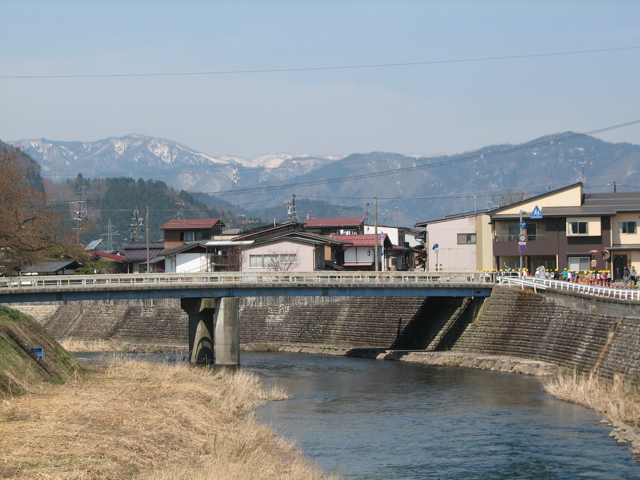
[491,189,527,208]
[0,148,67,274]
[263,247,300,272]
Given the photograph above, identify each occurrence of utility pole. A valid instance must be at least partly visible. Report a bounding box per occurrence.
[283,194,299,223]
[72,185,88,244]
[374,197,380,272]
[608,182,619,193]
[130,207,144,242]
[519,210,524,271]
[146,206,150,274]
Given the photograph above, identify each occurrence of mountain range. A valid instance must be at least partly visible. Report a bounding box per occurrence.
[12,133,640,226]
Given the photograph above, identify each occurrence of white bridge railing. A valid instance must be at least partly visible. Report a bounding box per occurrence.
[498,276,640,301]
[0,271,490,291]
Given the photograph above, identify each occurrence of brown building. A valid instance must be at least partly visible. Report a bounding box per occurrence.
[491,183,640,280]
[160,219,225,249]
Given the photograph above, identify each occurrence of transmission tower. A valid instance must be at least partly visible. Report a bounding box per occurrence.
[101,219,120,252]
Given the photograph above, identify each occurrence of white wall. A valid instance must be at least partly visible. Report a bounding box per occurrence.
[176,253,208,273]
[426,216,477,272]
[241,240,315,272]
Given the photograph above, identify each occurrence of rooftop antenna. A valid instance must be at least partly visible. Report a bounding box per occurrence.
[548,173,553,191]
[382,210,388,224]
[608,182,619,193]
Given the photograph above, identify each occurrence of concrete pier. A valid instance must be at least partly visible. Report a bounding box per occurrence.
[181,298,216,364]
[214,297,240,366]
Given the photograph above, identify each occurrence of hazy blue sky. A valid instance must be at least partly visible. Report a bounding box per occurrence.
[1,1,639,158]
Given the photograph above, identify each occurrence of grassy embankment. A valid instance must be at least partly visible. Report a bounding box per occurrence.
[544,371,640,427]
[0,306,336,479]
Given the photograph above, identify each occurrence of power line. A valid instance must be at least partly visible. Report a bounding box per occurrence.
[2,46,638,80]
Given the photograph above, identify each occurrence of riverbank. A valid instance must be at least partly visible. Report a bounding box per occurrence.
[0,356,336,479]
[244,343,560,376]
[543,371,640,459]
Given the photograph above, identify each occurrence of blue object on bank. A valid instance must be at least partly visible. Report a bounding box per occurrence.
[30,347,44,360]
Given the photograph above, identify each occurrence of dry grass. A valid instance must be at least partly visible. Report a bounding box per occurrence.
[544,371,640,426]
[0,357,337,480]
[58,338,129,352]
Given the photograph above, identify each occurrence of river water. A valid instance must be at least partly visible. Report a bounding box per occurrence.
[75,351,638,479]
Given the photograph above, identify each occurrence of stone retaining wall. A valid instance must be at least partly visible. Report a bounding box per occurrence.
[452,286,640,381]
[9,286,640,381]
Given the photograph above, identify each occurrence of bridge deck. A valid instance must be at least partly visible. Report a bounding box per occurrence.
[0,272,493,303]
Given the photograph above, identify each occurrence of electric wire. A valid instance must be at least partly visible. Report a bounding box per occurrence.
[2,46,638,79]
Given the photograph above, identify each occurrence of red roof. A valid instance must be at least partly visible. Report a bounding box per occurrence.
[91,251,125,262]
[161,219,221,230]
[331,233,389,248]
[304,217,365,228]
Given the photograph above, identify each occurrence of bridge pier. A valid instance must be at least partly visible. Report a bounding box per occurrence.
[181,298,216,364]
[214,297,240,366]
[180,297,240,366]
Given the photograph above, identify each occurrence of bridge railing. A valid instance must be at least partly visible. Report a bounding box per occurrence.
[0,271,490,290]
[498,276,640,301]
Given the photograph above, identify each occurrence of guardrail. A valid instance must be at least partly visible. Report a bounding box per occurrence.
[498,276,640,301]
[0,271,492,291]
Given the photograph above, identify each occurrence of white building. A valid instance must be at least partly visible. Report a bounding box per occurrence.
[415,212,493,272]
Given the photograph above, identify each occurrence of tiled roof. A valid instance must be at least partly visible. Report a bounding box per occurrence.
[22,260,79,274]
[124,242,165,250]
[304,217,365,228]
[124,248,164,262]
[161,219,222,230]
[331,234,389,248]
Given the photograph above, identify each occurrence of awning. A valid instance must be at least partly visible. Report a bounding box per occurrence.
[343,262,374,267]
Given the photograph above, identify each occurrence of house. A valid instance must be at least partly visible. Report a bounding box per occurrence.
[241,231,350,272]
[490,183,640,279]
[20,260,81,276]
[415,211,493,273]
[162,240,254,273]
[303,217,365,236]
[123,242,165,273]
[330,234,393,271]
[161,218,225,249]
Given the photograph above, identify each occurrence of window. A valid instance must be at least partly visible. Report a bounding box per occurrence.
[457,233,477,244]
[568,256,590,271]
[182,231,195,242]
[568,221,588,235]
[249,254,297,269]
[619,221,637,234]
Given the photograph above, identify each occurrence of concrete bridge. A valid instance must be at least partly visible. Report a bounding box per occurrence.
[0,271,492,366]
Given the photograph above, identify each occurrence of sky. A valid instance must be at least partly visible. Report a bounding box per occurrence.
[1,1,639,159]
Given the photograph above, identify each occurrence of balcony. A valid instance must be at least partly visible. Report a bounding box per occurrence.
[495,234,546,242]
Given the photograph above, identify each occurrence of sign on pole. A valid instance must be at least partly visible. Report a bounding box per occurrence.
[519,244,527,253]
[519,234,526,242]
[519,220,527,229]
[531,206,543,219]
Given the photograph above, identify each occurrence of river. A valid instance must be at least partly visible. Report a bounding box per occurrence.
[74,351,638,479]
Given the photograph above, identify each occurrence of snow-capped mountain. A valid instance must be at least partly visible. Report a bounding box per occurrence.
[14,135,339,193]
